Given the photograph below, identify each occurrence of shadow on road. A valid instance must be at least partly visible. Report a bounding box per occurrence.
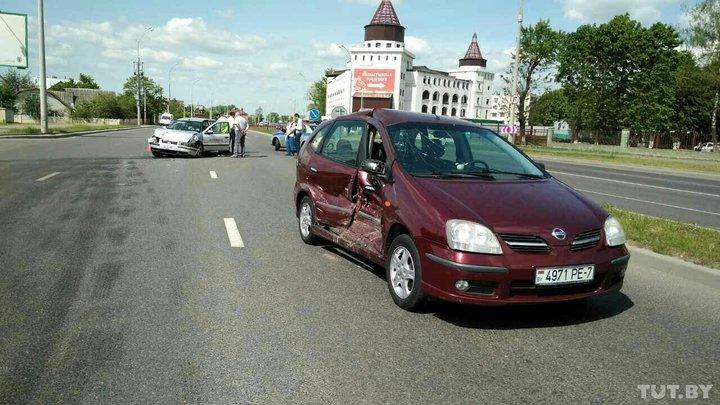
[320,244,634,329]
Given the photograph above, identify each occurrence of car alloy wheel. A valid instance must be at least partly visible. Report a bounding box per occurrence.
[389,246,415,299]
[300,203,312,238]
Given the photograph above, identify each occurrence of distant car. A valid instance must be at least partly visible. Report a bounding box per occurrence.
[271,123,317,151]
[159,112,173,126]
[696,142,716,152]
[148,118,231,157]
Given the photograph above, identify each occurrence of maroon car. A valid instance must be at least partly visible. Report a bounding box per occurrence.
[294,109,629,310]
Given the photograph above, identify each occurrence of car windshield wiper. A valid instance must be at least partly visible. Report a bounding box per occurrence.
[423,171,496,180]
[483,169,545,179]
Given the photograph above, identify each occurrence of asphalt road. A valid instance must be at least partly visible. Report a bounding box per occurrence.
[0,128,718,404]
[537,159,720,229]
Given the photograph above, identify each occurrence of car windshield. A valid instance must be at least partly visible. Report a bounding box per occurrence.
[167,120,202,132]
[386,122,546,180]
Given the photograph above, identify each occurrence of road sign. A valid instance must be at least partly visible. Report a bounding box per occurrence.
[500,124,518,135]
[308,108,321,121]
[330,106,347,118]
[0,12,28,69]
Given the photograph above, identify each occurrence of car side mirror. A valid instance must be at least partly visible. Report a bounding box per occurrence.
[361,159,385,176]
[206,129,214,134]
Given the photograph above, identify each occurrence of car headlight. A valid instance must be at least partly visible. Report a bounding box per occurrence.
[604,215,626,247]
[446,220,502,255]
[184,135,199,146]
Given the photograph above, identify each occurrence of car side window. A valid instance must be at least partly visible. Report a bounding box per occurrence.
[309,124,330,150]
[319,121,365,166]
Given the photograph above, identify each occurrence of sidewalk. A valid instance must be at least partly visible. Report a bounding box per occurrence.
[628,245,720,289]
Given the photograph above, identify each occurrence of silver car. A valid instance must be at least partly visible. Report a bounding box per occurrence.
[148,118,231,157]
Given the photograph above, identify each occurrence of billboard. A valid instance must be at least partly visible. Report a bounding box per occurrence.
[0,12,28,69]
[353,69,395,93]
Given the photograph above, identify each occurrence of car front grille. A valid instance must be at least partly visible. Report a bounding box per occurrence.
[509,278,602,296]
[499,234,550,253]
[570,229,601,251]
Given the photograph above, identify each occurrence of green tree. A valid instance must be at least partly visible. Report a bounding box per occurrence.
[122,75,166,123]
[672,52,715,142]
[306,70,329,115]
[0,69,33,108]
[558,15,681,140]
[49,73,100,91]
[504,20,564,139]
[71,93,127,119]
[267,112,280,123]
[684,0,720,150]
[528,89,568,126]
[21,93,41,119]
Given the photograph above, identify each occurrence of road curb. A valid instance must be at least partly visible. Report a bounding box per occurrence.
[531,155,720,179]
[628,245,720,289]
[0,126,152,140]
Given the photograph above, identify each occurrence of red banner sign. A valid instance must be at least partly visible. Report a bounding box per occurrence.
[353,69,395,93]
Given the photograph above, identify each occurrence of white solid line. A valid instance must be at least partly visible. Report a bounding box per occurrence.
[576,189,720,218]
[35,172,60,182]
[210,171,218,179]
[224,218,245,248]
[552,171,720,198]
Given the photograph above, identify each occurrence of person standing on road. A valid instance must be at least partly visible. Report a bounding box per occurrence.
[227,110,237,156]
[217,112,232,155]
[285,119,296,156]
[233,110,250,158]
[293,113,304,156]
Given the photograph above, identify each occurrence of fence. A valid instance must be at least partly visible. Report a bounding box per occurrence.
[11,115,136,126]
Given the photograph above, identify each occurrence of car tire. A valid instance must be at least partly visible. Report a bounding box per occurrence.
[298,196,321,245]
[195,143,204,158]
[151,150,163,158]
[386,234,426,311]
[273,139,281,151]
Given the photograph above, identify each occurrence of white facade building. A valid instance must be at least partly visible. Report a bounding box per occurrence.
[325,0,497,120]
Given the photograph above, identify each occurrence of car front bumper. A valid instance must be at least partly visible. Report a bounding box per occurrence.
[416,237,629,306]
[148,138,199,156]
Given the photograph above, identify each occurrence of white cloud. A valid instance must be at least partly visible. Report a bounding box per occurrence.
[312,41,346,58]
[405,36,431,55]
[182,56,223,69]
[563,0,680,24]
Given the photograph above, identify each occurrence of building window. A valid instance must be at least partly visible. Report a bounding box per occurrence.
[386,56,388,60]
[354,55,357,60]
[394,56,397,60]
[422,105,428,113]
[367,43,370,47]
[432,91,439,101]
[386,43,391,48]
[362,55,365,61]
[433,78,437,85]
[486,99,490,105]
[422,90,430,100]
[370,55,373,61]
[376,42,381,47]
[451,108,457,116]
[432,106,437,114]
[396,44,401,47]
[461,109,466,117]
[442,93,449,104]
[452,94,458,103]
[441,107,448,115]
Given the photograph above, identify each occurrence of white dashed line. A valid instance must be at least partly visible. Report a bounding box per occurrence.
[223,218,245,248]
[576,189,720,218]
[35,172,60,182]
[210,171,218,179]
[552,171,720,198]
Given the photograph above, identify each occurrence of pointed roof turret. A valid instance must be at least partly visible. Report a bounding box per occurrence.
[364,0,405,43]
[369,0,401,25]
[459,33,487,68]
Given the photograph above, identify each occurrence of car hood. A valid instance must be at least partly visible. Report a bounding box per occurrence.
[414,177,607,245]
[154,128,197,142]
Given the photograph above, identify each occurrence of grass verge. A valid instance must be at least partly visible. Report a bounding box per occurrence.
[522,146,720,175]
[605,205,720,270]
[249,126,276,135]
[0,124,132,136]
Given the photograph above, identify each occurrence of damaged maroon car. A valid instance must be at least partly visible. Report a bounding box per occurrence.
[294,109,629,310]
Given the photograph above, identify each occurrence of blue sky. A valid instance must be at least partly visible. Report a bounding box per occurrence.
[1,0,696,114]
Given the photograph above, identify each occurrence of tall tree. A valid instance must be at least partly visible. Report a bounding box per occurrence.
[306,70,330,115]
[528,89,568,126]
[558,15,681,141]
[673,52,715,144]
[503,20,564,140]
[0,69,33,108]
[49,73,100,91]
[684,0,720,151]
[122,75,166,122]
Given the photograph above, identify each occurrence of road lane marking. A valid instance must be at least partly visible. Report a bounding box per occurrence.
[35,172,60,182]
[552,171,720,198]
[577,189,720,218]
[224,218,245,248]
[210,171,218,179]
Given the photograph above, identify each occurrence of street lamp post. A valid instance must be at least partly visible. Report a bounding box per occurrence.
[136,26,154,126]
[190,78,200,118]
[37,0,48,134]
[508,0,524,144]
[167,61,181,113]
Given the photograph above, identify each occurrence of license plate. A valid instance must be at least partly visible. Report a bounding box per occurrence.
[165,144,178,151]
[535,265,594,286]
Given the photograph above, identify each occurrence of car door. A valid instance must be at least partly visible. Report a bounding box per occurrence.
[201,121,229,151]
[308,120,366,229]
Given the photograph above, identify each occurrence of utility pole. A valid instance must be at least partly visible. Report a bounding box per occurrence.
[508,0,524,144]
[143,88,147,124]
[37,0,48,134]
[136,26,154,126]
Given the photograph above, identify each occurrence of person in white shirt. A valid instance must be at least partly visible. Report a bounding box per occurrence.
[233,110,250,158]
[285,120,296,156]
[293,113,304,156]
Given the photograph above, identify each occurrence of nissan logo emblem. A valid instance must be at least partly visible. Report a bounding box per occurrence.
[551,228,567,240]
